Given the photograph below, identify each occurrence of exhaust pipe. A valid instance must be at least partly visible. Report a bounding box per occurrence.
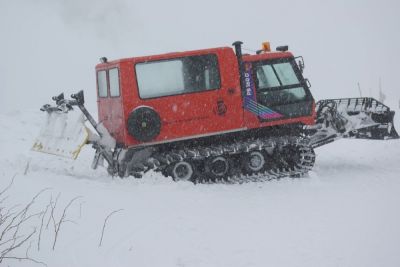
[232,41,246,97]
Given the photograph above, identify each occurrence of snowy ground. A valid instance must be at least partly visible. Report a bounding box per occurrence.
[1,109,400,267]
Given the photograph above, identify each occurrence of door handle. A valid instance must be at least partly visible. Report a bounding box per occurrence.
[228,88,236,95]
[216,99,227,115]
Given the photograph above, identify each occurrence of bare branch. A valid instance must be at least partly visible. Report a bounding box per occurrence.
[23,160,31,175]
[25,240,33,259]
[0,174,16,197]
[1,187,48,242]
[62,219,78,225]
[99,209,124,247]
[0,205,19,227]
[79,201,86,219]
[0,195,10,206]
[0,182,50,266]
[20,188,51,220]
[0,235,23,247]
[37,202,50,251]
[1,256,47,266]
[46,193,60,230]
[52,196,82,250]
[9,211,43,236]
[1,228,36,259]
[0,208,22,241]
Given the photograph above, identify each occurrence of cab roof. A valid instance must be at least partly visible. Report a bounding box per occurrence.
[243,51,294,62]
[96,46,234,69]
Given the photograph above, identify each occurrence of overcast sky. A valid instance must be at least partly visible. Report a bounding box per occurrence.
[1,0,399,113]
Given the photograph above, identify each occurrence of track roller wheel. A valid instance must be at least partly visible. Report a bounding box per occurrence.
[205,156,230,181]
[242,151,266,173]
[170,161,196,182]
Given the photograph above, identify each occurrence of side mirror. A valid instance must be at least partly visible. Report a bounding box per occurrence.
[295,56,305,74]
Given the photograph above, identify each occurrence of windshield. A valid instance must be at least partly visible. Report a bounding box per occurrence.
[255,60,307,106]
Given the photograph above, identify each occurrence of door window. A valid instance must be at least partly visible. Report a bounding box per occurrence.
[109,68,120,97]
[97,70,108,97]
[97,68,120,98]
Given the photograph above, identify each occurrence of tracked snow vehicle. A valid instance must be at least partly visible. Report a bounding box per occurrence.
[32,41,399,183]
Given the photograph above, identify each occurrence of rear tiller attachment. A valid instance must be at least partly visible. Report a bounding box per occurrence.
[32,91,116,169]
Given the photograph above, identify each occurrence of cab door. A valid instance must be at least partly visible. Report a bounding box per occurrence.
[242,58,314,128]
[96,67,124,142]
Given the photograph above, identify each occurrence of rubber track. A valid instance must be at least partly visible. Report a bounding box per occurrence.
[134,136,316,183]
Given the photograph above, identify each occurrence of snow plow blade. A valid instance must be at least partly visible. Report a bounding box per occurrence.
[308,97,399,148]
[32,107,89,159]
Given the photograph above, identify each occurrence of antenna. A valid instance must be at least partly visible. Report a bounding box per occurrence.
[378,77,386,103]
[357,82,362,97]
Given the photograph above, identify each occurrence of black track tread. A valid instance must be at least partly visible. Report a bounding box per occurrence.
[141,136,316,184]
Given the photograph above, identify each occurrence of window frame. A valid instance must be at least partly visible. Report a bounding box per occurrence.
[134,53,221,100]
[254,58,305,92]
[96,67,121,98]
[253,57,312,106]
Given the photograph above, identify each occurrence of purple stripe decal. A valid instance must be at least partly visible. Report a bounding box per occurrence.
[243,64,283,120]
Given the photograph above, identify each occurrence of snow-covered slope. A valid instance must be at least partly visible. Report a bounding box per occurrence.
[1,109,400,267]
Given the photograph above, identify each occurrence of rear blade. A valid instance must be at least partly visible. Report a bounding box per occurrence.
[32,110,89,159]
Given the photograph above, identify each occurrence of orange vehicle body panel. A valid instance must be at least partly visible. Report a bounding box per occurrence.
[96,47,315,148]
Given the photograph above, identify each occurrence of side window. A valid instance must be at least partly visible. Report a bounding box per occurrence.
[109,68,120,97]
[97,70,108,97]
[136,60,184,98]
[135,54,220,99]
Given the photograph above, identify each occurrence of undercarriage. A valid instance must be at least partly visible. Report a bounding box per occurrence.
[118,135,315,183]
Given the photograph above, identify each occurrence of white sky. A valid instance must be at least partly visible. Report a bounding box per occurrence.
[1,0,399,112]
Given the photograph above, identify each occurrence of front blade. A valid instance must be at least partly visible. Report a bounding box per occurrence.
[308,97,399,148]
[32,110,89,159]
[318,98,399,140]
